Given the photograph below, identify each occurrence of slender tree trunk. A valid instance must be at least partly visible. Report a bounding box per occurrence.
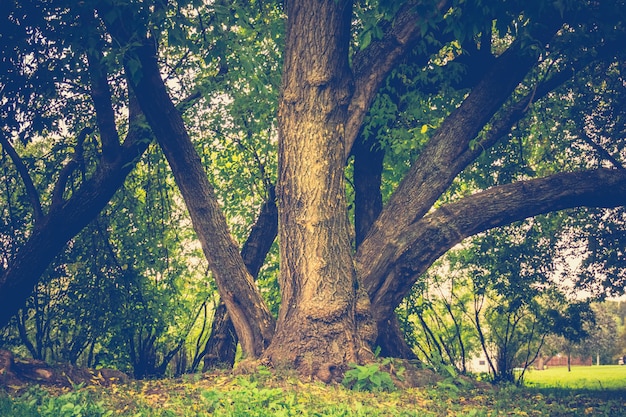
[120,37,275,359]
[352,131,385,248]
[203,188,278,369]
[262,0,375,381]
[568,350,572,372]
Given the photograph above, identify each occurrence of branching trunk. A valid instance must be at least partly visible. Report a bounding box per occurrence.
[0,95,152,330]
[203,187,278,369]
[367,168,626,325]
[357,24,561,304]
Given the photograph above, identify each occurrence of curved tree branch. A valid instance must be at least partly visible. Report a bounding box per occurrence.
[356,21,562,296]
[345,0,451,157]
[368,168,626,323]
[0,105,153,329]
[0,131,44,222]
[101,4,276,356]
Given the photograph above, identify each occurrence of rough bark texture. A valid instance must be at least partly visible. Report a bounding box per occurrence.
[262,0,374,381]
[121,37,275,358]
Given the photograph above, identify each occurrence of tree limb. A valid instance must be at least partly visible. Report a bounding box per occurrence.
[368,168,626,323]
[51,127,92,206]
[345,0,451,157]
[86,47,121,162]
[356,22,562,296]
[0,131,44,222]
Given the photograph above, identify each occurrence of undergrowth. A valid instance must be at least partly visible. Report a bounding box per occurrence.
[1,369,625,416]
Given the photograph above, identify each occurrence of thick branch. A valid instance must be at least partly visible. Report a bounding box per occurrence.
[0,97,153,329]
[357,23,561,297]
[368,168,626,323]
[345,0,450,157]
[0,131,44,222]
[203,186,278,369]
[86,48,121,162]
[117,33,275,357]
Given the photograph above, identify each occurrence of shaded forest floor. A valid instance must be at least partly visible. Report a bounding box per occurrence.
[2,367,626,416]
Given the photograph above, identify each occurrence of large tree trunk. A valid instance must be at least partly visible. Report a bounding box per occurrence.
[261,0,375,381]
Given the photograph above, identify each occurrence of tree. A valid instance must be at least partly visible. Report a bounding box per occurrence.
[586,303,619,365]
[2,0,626,383]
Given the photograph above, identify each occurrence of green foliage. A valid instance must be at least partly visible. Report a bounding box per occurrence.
[342,352,403,392]
[524,365,626,390]
[0,387,113,417]
[3,372,626,416]
[342,362,395,392]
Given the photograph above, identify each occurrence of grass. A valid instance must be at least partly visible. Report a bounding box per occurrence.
[1,367,625,416]
[523,365,626,390]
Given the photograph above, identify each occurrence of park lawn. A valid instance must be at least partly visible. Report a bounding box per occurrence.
[523,365,626,390]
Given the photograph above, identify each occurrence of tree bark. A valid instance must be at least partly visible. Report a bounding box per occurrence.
[118,36,276,359]
[375,316,418,359]
[261,0,375,381]
[203,187,278,370]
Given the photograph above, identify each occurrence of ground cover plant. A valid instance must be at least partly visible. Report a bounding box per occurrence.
[1,370,626,417]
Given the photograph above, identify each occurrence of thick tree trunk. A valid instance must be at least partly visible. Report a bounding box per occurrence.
[122,38,275,359]
[262,0,375,381]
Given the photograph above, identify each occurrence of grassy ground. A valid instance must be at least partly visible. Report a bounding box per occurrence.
[523,365,626,390]
[2,367,626,417]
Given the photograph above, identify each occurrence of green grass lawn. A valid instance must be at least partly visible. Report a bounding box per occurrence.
[523,365,626,390]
